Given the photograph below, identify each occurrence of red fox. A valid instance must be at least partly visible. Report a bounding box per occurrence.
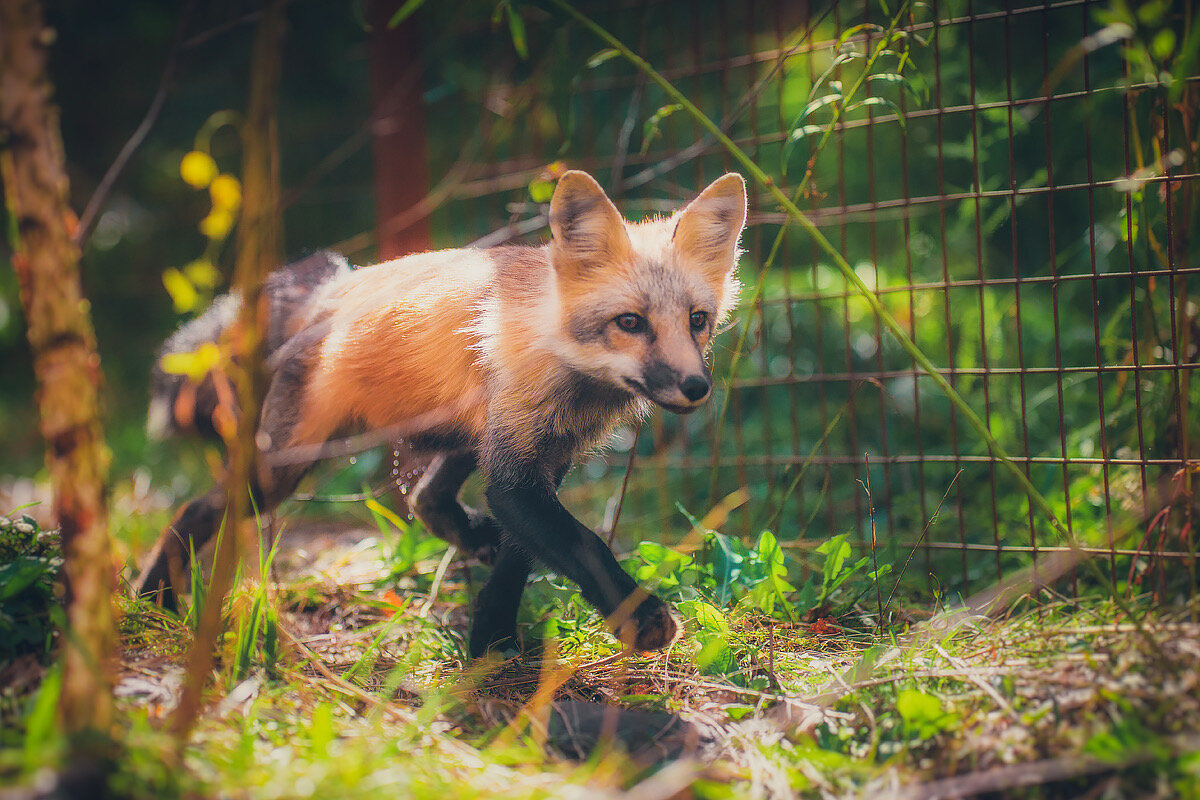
[138,170,747,656]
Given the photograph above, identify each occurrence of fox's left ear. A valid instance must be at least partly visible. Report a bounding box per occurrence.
[672,173,747,282]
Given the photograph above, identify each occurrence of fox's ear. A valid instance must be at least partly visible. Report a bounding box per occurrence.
[549,171,631,279]
[672,173,747,282]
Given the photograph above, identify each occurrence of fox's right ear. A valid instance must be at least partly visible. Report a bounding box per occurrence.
[549,171,631,279]
[672,173,747,284]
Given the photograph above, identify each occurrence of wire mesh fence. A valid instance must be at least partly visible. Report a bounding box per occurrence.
[386,0,1198,604]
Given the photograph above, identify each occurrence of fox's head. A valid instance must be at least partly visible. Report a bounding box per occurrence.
[547,170,746,414]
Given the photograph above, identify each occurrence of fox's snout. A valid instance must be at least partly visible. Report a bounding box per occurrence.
[635,361,711,413]
[680,374,710,402]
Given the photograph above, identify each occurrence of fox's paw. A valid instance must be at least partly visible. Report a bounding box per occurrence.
[463,508,502,565]
[468,625,519,660]
[617,597,681,652]
[468,543,497,566]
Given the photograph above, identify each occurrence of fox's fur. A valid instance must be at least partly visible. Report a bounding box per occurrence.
[137,170,747,656]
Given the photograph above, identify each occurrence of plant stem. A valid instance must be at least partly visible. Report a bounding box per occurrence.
[709,7,908,496]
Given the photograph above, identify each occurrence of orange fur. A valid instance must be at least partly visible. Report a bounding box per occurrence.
[293,250,492,446]
[140,170,749,653]
[286,170,747,466]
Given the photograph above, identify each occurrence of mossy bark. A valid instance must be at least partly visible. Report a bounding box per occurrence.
[0,0,114,735]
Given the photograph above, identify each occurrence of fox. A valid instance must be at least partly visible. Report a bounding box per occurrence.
[137,170,747,657]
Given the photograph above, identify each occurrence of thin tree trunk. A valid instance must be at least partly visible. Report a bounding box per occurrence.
[170,0,285,740]
[368,0,431,258]
[0,0,114,735]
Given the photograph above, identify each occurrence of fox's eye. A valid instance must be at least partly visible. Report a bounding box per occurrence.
[689,310,709,332]
[615,313,647,333]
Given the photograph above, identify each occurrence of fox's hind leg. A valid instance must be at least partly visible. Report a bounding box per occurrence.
[134,457,312,611]
[410,451,502,559]
[135,337,321,610]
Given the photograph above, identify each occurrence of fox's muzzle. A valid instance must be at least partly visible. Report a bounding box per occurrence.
[633,359,711,414]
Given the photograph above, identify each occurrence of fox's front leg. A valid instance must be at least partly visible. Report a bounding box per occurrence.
[481,471,679,653]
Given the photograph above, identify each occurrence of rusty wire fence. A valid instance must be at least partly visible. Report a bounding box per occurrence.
[397,0,1198,604]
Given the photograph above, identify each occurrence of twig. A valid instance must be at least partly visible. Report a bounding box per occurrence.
[74,1,194,247]
[886,470,962,607]
[878,735,1200,800]
[418,546,457,617]
[862,455,884,628]
[603,418,642,547]
[265,389,483,467]
[467,212,548,249]
[932,642,1015,718]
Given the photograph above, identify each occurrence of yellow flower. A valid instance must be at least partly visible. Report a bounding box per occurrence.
[209,174,242,211]
[199,209,234,239]
[179,150,218,189]
[183,259,221,289]
[162,267,198,313]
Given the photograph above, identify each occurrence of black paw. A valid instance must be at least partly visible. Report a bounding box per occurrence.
[468,625,519,659]
[133,573,179,614]
[616,596,681,652]
[463,509,502,564]
[466,541,497,566]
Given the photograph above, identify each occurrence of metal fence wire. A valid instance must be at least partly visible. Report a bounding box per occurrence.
[398,0,1198,603]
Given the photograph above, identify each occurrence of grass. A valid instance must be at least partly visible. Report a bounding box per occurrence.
[3,505,1199,799]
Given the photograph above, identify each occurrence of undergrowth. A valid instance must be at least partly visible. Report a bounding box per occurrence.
[3,500,1199,799]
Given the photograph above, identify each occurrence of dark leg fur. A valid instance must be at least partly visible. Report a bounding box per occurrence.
[136,336,316,608]
[135,486,227,612]
[134,457,311,609]
[483,475,678,653]
[410,451,502,559]
[468,538,533,656]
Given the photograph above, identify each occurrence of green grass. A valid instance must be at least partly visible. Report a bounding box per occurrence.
[3,503,1200,799]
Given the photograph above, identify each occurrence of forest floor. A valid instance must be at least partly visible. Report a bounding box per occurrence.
[4,517,1200,799]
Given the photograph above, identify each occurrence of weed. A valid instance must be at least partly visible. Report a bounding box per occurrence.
[0,514,64,664]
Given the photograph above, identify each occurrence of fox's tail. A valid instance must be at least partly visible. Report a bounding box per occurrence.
[147,250,350,442]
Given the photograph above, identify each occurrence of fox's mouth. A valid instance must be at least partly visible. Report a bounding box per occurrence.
[623,378,704,415]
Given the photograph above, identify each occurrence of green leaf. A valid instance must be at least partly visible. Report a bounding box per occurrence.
[23,664,61,772]
[680,600,738,676]
[794,579,818,612]
[896,689,957,739]
[682,599,730,634]
[387,0,429,28]
[754,530,785,573]
[705,531,744,604]
[505,4,528,60]
[835,22,886,51]
[0,557,50,601]
[799,93,842,124]
[846,96,904,123]
[1151,29,1176,61]
[788,124,825,142]
[816,535,850,587]
[1136,0,1169,26]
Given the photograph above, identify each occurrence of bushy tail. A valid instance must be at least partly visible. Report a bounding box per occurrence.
[147,250,350,442]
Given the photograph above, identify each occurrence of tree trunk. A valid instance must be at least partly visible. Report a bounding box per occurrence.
[0,0,114,735]
[368,0,432,258]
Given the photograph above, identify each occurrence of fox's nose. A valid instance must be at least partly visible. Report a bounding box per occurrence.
[679,375,710,402]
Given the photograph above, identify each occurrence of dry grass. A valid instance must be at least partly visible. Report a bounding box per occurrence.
[75,526,1200,800]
